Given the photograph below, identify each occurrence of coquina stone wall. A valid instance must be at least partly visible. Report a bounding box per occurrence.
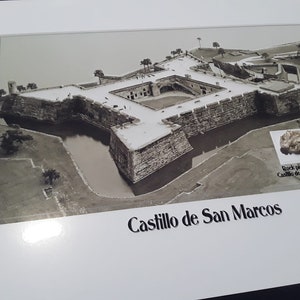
[0,95,135,132]
[155,75,223,96]
[212,59,250,79]
[110,75,224,103]
[166,91,258,137]
[109,125,134,181]
[111,82,152,101]
[110,125,193,183]
[257,88,300,116]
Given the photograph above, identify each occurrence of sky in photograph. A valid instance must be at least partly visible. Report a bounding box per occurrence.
[0,25,300,90]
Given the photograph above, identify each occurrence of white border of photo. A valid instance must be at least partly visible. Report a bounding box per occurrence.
[0,0,300,35]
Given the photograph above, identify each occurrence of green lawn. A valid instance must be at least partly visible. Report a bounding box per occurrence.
[190,47,220,60]
[257,43,300,55]
[173,119,300,203]
[0,159,61,223]
[190,47,254,63]
[0,124,101,223]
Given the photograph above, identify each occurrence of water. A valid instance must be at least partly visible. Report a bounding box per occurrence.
[64,135,133,197]
[1,25,300,90]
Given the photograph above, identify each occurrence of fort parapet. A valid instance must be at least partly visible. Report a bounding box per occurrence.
[110,123,192,183]
[166,91,258,137]
[257,87,300,115]
[0,95,136,132]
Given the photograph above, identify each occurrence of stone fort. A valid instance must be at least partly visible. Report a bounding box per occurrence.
[1,53,300,184]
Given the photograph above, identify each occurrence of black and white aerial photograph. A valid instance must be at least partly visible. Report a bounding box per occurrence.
[1,25,300,224]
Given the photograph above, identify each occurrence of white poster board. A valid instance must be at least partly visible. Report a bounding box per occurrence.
[0,1,300,299]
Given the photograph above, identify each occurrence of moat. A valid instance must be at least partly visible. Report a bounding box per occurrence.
[4,113,299,197]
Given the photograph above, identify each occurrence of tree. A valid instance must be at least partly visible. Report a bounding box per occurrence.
[17,85,26,92]
[0,129,33,155]
[0,89,6,97]
[42,169,60,185]
[261,52,270,62]
[94,69,104,85]
[170,49,182,57]
[197,37,201,49]
[218,48,225,57]
[140,58,152,73]
[0,136,18,154]
[27,82,38,90]
[144,58,152,72]
[213,42,220,49]
[140,59,146,72]
[165,55,172,60]
[175,48,183,55]
[297,43,300,57]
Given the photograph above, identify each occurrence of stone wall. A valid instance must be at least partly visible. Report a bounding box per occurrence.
[155,75,222,97]
[255,92,279,115]
[0,95,136,132]
[212,59,250,79]
[111,75,223,103]
[0,95,59,122]
[111,82,152,101]
[166,91,258,137]
[109,126,134,180]
[276,88,300,115]
[257,88,300,116]
[170,76,222,95]
[110,125,193,183]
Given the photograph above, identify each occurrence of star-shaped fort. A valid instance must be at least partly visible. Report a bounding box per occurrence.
[2,43,300,184]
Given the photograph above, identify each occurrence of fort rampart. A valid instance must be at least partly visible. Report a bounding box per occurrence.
[212,59,250,79]
[165,91,258,137]
[257,88,300,115]
[110,125,193,183]
[0,95,135,132]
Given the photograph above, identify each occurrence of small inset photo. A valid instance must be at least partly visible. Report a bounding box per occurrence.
[270,129,300,165]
